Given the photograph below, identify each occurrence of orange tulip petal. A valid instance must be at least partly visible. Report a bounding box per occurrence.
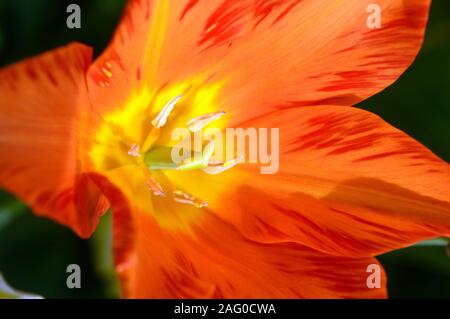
[0,43,108,237]
[88,0,430,120]
[90,172,386,298]
[170,105,450,257]
[237,106,450,256]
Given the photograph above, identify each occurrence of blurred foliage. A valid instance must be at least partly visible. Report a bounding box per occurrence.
[0,0,449,298]
[0,0,126,64]
[379,246,450,298]
[0,273,42,299]
[0,192,119,298]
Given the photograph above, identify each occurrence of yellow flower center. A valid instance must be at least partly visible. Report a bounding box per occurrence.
[89,77,240,229]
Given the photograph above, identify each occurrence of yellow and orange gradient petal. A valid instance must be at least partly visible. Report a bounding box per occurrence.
[0,0,449,299]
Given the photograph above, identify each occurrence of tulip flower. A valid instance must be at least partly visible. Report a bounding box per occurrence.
[0,0,448,298]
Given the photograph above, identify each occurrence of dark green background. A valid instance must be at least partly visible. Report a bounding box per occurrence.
[0,0,449,298]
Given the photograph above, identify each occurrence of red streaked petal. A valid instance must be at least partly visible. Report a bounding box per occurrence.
[89,172,386,298]
[170,105,450,257]
[0,43,108,237]
[88,0,430,120]
[235,106,450,256]
[130,212,387,298]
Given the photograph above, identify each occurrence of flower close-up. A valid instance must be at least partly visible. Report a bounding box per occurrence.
[0,0,449,299]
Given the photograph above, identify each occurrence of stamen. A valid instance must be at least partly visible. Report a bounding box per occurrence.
[128,143,142,157]
[145,176,166,197]
[151,95,182,128]
[186,111,225,132]
[173,190,208,208]
[203,155,244,175]
[139,161,166,197]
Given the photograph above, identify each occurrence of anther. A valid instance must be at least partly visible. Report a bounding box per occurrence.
[151,95,182,128]
[145,177,166,197]
[139,162,166,197]
[203,155,244,175]
[128,143,142,157]
[173,190,208,208]
[186,111,225,132]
